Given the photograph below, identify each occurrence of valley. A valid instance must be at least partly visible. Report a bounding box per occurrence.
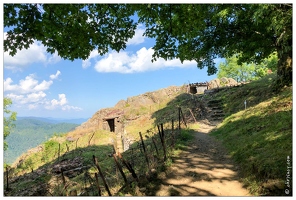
[4,117,88,165]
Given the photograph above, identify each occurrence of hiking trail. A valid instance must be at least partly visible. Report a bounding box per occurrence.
[144,119,250,196]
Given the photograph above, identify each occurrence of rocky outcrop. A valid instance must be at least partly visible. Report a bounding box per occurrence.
[74,85,187,132]
[75,108,113,131]
[207,77,238,89]
[114,85,186,109]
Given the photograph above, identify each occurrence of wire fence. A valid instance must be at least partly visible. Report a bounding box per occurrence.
[4,107,188,196]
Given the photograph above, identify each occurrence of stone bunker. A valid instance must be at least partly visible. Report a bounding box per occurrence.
[101,109,124,134]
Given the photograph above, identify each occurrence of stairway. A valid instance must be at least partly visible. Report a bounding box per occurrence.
[206,99,225,122]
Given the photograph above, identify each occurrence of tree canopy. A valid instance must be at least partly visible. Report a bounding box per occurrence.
[4,4,292,85]
[3,97,17,151]
[218,53,277,82]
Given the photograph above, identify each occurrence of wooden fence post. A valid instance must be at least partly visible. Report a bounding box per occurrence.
[88,132,95,146]
[157,124,167,161]
[172,119,175,148]
[94,173,102,196]
[6,166,9,191]
[161,123,167,161]
[180,107,187,128]
[139,132,150,170]
[117,152,139,182]
[112,150,127,183]
[189,108,197,123]
[61,168,66,186]
[93,155,112,196]
[152,137,159,158]
[157,124,162,142]
[178,107,181,131]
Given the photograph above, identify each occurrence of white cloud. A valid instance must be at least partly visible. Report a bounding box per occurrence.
[6,93,25,103]
[19,75,39,92]
[4,73,82,112]
[94,47,197,73]
[127,24,146,45]
[94,51,131,73]
[45,94,82,111]
[4,41,47,67]
[62,105,83,111]
[4,33,62,70]
[51,94,67,107]
[47,52,62,64]
[3,78,18,91]
[50,70,61,80]
[26,91,47,103]
[82,24,147,70]
[4,74,53,94]
[82,50,99,69]
[6,91,46,105]
[33,80,53,91]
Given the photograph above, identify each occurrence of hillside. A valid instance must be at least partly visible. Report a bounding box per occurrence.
[4,118,80,164]
[3,74,292,196]
[68,85,189,144]
[3,84,192,196]
[210,74,292,195]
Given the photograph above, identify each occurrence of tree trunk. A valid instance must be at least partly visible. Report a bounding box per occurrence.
[276,49,292,87]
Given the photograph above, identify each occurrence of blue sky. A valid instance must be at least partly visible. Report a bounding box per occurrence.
[2,10,222,120]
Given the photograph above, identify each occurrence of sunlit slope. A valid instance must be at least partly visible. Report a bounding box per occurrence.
[211,74,292,195]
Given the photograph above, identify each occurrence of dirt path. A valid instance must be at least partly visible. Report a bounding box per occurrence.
[145,120,251,196]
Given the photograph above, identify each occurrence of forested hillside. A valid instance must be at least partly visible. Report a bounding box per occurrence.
[4,118,80,165]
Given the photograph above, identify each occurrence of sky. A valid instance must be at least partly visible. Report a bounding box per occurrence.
[1,4,224,120]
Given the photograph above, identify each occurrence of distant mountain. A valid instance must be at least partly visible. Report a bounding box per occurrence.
[4,117,81,165]
[51,118,89,124]
[17,116,89,124]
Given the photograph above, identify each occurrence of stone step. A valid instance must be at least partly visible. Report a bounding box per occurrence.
[207,99,222,104]
[209,108,224,112]
[207,102,223,107]
[210,117,224,121]
[210,106,223,110]
[209,113,225,117]
[210,113,225,118]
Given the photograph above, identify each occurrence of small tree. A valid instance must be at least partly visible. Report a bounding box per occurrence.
[3,97,17,151]
[218,53,277,82]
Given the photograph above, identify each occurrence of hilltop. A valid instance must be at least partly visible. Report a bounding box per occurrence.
[3,74,292,196]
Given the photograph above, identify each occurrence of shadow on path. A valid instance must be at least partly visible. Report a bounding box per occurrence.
[144,120,250,196]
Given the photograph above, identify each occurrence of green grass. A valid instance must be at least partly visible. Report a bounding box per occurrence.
[210,74,292,195]
[5,85,191,196]
[175,128,195,151]
[5,75,291,196]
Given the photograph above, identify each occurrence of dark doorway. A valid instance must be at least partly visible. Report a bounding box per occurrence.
[106,118,115,132]
[190,86,197,94]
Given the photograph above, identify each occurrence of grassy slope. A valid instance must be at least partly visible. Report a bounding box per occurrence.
[4,86,191,196]
[5,74,292,196]
[210,74,292,195]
